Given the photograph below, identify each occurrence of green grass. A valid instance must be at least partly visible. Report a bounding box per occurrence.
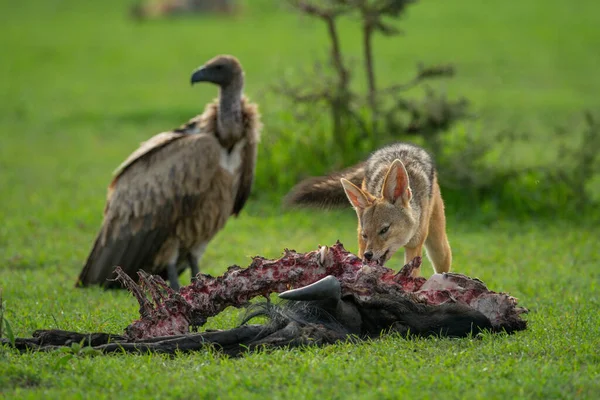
[1,216,599,399]
[1,0,599,398]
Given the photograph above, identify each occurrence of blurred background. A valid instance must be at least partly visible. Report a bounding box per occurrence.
[1,4,599,394]
[1,0,599,231]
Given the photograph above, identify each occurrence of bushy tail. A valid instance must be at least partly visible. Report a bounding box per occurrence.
[283,162,365,209]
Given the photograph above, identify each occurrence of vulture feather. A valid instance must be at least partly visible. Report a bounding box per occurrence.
[77,55,262,290]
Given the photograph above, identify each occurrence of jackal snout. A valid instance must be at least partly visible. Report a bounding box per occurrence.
[359,211,416,266]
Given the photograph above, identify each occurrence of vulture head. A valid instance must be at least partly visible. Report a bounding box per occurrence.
[190,55,243,88]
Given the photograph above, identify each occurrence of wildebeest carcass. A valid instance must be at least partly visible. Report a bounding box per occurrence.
[4,242,528,357]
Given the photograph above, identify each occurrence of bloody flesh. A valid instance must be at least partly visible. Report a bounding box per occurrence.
[116,242,527,340]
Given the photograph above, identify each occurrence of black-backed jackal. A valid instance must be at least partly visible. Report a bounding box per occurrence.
[285,143,451,276]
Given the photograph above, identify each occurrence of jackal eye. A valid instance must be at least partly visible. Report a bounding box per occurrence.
[361,232,367,239]
[379,226,389,235]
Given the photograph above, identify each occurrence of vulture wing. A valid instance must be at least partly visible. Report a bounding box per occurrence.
[232,138,257,216]
[77,133,221,289]
[231,99,261,216]
[113,112,206,179]
[112,131,185,178]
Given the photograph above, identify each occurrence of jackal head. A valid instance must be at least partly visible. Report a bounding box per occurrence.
[341,159,417,266]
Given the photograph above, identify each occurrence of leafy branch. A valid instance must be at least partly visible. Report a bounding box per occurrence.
[275,0,469,157]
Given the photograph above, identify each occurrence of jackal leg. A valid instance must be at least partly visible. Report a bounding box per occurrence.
[404,244,424,277]
[357,222,366,259]
[424,184,452,273]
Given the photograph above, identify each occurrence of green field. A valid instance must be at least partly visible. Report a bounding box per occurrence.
[1,0,599,398]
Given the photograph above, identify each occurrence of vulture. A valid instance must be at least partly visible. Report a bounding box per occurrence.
[77,55,262,290]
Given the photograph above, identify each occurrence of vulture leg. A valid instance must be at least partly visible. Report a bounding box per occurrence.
[188,254,199,278]
[188,242,207,279]
[167,262,181,291]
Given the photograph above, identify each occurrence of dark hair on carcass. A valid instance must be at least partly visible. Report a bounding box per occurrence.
[239,300,352,335]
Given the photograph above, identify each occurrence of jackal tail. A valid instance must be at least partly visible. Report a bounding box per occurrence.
[284,162,365,209]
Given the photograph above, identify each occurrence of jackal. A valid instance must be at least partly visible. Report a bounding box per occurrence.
[285,143,451,276]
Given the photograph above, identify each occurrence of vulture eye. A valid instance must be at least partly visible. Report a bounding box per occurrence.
[214,65,223,70]
[379,226,389,235]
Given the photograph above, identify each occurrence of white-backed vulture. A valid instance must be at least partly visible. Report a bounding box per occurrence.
[77,55,261,290]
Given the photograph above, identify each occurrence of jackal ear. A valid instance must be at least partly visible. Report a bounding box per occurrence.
[341,178,373,210]
[382,159,412,206]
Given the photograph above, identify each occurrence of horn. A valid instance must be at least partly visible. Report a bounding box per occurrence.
[278,275,341,301]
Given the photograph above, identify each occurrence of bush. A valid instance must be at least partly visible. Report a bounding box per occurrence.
[255,0,468,199]
[437,111,600,217]
[251,1,600,219]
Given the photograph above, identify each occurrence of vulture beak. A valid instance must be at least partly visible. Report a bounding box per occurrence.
[190,66,208,85]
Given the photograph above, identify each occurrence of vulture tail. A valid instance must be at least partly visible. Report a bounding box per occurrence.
[77,233,118,289]
[76,228,169,290]
[283,162,365,210]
